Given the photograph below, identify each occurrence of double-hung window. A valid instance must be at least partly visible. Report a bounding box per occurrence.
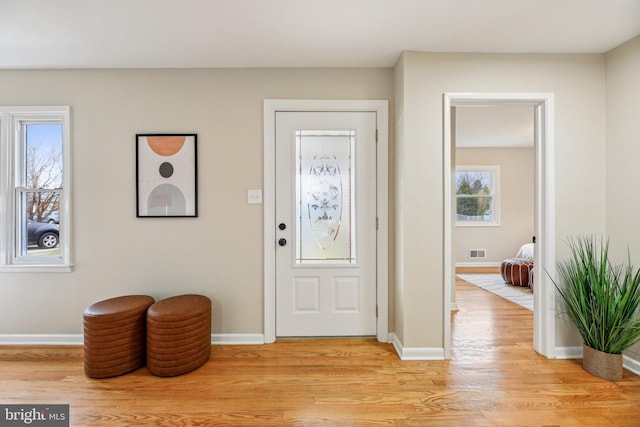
[455,165,500,226]
[0,106,71,271]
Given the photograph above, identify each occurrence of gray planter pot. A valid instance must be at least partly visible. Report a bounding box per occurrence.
[582,344,623,381]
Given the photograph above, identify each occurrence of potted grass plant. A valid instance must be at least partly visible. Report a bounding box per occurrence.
[553,235,640,381]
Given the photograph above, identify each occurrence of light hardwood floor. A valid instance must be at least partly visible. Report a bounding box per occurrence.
[2,278,640,426]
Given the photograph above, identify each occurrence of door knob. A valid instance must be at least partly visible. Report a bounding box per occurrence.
[278,238,287,247]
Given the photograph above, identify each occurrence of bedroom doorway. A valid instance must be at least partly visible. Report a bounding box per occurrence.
[452,105,534,307]
[443,93,556,359]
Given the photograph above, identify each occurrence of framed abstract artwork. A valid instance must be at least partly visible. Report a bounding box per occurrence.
[136,134,198,217]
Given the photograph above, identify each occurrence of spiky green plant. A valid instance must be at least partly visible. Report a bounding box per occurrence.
[553,235,640,354]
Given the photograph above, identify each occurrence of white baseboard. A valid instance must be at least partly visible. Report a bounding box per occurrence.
[6,334,633,375]
[555,346,582,359]
[0,334,83,345]
[0,334,265,346]
[211,334,264,345]
[388,333,445,361]
[455,262,501,268]
[623,354,640,376]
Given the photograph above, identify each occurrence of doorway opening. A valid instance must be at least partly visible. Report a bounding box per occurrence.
[443,93,556,359]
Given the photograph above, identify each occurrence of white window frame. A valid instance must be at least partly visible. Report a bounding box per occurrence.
[455,165,500,227]
[0,106,72,272]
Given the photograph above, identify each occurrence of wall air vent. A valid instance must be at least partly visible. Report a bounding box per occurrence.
[468,249,487,259]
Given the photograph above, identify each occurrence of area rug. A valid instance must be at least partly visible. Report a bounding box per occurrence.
[456,274,533,311]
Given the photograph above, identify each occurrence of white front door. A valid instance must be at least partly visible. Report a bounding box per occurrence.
[275,111,377,337]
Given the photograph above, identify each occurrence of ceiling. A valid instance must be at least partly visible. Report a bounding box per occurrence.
[1,0,639,69]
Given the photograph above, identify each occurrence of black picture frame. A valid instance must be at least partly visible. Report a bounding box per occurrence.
[136,133,198,217]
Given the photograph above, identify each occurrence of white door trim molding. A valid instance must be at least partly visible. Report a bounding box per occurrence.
[443,92,556,359]
[263,99,389,343]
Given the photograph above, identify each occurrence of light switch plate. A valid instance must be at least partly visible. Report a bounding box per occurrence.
[247,189,262,204]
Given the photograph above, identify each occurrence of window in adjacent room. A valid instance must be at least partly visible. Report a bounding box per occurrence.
[0,106,71,271]
[455,165,500,226]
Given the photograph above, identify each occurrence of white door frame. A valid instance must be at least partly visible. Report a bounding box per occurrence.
[263,99,389,343]
[443,92,556,359]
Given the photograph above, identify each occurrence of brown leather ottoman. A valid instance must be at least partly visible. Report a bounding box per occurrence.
[146,294,211,377]
[501,258,534,287]
[83,295,155,378]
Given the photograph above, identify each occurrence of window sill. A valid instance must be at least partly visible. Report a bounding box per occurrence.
[0,264,73,273]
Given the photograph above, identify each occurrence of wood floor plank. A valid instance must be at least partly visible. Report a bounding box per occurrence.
[1,279,640,425]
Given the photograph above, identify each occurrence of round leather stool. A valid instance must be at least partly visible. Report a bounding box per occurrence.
[501,258,534,288]
[146,294,211,377]
[83,295,155,378]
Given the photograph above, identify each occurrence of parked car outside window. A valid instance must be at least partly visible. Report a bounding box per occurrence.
[27,219,59,248]
[40,211,59,224]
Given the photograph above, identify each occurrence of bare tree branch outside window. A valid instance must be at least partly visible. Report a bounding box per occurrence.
[25,124,63,222]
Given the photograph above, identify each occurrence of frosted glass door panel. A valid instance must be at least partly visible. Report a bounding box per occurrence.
[296,130,355,264]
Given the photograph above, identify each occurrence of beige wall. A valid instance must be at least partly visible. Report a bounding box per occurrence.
[0,68,393,337]
[394,52,606,349]
[605,35,640,360]
[455,148,534,264]
[0,46,629,359]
